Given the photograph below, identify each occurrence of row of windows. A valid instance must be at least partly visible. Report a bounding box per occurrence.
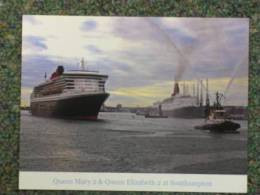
[33,77,106,97]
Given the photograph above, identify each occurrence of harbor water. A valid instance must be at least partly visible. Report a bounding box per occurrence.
[20,110,247,174]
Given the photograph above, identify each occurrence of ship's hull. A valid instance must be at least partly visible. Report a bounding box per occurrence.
[194,120,241,132]
[162,106,205,119]
[30,93,109,120]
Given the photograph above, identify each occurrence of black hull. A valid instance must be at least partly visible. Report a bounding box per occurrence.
[145,115,168,118]
[194,120,241,132]
[162,106,205,119]
[30,93,109,120]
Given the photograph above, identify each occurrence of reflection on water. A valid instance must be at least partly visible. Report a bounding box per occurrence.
[20,111,247,174]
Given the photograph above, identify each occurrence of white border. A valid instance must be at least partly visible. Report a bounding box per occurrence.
[19,171,247,193]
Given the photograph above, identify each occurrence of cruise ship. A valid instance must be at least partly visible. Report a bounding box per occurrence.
[30,64,109,120]
[153,80,207,118]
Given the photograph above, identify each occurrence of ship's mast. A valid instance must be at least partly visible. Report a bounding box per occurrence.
[192,82,195,97]
[206,78,210,107]
[204,78,211,119]
[182,81,186,96]
[158,104,162,116]
[81,58,86,70]
[215,91,224,109]
[196,79,200,105]
[200,80,203,107]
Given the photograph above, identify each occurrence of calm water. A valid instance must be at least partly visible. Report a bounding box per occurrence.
[20,110,247,174]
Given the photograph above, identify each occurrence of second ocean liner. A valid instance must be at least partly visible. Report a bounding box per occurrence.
[152,80,206,118]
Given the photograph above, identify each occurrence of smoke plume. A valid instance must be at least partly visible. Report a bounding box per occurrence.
[146,18,195,82]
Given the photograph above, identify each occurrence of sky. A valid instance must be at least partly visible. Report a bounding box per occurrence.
[21,16,249,107]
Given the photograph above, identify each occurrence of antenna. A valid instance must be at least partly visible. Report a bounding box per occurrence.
[215,91,224,109]
[196,79,200,105]
[192,82,195,97]
[183,82,185,96]
[200,80,203,107]
[81,58,86,70]
[206,78,210,107]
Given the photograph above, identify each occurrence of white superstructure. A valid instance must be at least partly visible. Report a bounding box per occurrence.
[159,95,198,111]
[31,71,108,101]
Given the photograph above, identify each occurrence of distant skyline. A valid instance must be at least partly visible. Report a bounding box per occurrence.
[21,16,248,107]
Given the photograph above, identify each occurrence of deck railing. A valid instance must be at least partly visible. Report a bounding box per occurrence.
[32,75,107,98]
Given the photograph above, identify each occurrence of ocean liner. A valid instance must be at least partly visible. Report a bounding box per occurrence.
[153,80,206,118]
[153,78,247,120]
[30,62,109,120]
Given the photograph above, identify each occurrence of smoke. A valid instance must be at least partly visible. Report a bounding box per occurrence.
[145,18,247,101]
[175,51,189,81]
[208,20,248,102]
[145,18,195,82]
[223,55,247,96]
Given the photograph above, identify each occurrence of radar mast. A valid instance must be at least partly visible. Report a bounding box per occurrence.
[81,58,86,71]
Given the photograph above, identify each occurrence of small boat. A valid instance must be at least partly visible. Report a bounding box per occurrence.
[194,92,240,133]
[194,110,240,133]
[194,120,240,133]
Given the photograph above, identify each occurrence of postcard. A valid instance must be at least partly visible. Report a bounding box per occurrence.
[19,15,248,193]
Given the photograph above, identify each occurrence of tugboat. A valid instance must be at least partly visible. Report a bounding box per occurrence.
[30,59,109,120]
[194,91,240,133]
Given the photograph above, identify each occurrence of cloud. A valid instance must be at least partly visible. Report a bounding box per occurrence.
[21,16,249,106]
[23,15,41,25]
[80,20,97,31]
[22,55,56,88]
[165,27,197,47]
[23,36,47,52]
[85,45,102,54]
[21,54,84,105]
[110,18,247,81]
[108,76,248,107]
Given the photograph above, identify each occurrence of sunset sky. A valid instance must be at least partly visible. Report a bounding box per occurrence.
[21,16,248,107]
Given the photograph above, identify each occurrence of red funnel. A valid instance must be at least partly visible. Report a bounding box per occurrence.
[171,82,180,96]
